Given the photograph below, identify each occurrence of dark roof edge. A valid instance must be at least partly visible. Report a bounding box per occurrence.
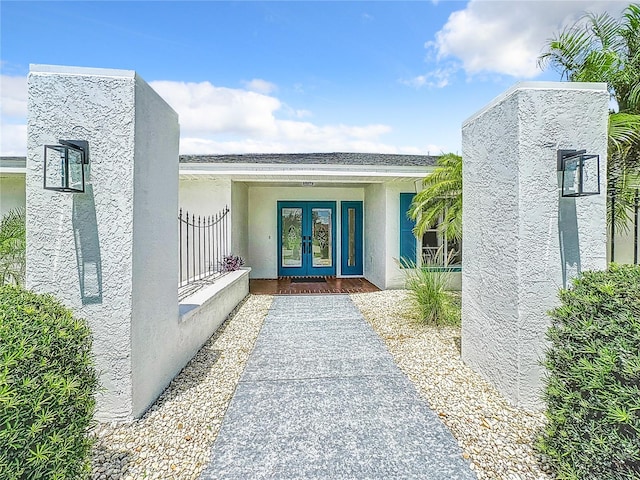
[179,152,438,166]
[2,152,439,167]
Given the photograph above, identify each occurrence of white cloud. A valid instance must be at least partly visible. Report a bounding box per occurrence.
[0,77,432,156]
[150,80,413,153]
[151,80,282,136]
[425,0,628,79]
[242,78,277,94]
[0,75,28,155]
[401,65,457,89]
[0,123,27,156]
[1,75,27,118]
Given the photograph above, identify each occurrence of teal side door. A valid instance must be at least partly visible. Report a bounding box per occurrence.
[340,201,363,275]
[277,201,336,277]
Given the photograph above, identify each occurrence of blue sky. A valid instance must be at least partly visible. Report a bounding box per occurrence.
[0,1,628,156]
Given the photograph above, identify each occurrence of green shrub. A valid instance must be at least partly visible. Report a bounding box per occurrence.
[402,259,458,326]
[0,284,99,479]
[538,264,640,480]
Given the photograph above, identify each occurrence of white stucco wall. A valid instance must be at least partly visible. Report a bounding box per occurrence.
[27,65,140,420]
[231,181,249,261]
[179,177,232,216]
[0,175,26,216]
[247,185,364,278]
[462,82,609,408]
[26,65,190,421]
[130,76,180,417]
[364,183,386,289]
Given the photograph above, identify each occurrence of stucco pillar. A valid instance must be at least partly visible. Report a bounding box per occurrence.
[26,65,179,421]
[461,82,609,408]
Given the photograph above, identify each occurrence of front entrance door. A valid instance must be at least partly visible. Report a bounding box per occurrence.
[278,201,336,277]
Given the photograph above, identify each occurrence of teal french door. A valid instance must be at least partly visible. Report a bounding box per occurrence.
[278,201,336,277]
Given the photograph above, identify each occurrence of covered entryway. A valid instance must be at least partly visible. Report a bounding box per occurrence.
[178,152,437,289]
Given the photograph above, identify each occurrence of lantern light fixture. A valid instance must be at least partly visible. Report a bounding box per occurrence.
[557,149,600,197]
[43,140,89,193]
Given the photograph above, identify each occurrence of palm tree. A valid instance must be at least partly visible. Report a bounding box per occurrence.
[538,3,640,232]
[408,152,462,242]
[0,207,26,285]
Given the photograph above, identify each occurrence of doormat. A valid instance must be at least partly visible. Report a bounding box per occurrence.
[290,277,327,283]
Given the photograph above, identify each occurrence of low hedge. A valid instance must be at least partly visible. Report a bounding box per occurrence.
[538,263,640,479]
[0,284,98,479]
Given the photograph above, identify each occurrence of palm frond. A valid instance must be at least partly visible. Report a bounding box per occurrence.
[609,112,640,155]
[409,153,462,241]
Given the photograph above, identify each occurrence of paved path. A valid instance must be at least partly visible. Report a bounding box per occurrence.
[200,295,476,480]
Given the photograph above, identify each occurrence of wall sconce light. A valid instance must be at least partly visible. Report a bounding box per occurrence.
[557,149,600,197]
[44,140,89,193]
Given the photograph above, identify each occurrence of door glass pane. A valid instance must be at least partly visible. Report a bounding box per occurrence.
[348,208,356,267]
[312,208,332,267]
[282,208,302,267]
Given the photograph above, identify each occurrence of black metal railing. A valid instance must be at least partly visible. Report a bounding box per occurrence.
[178,206,230,288]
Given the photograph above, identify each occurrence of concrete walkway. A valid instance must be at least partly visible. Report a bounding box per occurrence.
[200,295,476,480]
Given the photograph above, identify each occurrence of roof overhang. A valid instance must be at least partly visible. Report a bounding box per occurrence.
[0,158,432,185]
[178,162,432,185]
[0,157,27,176]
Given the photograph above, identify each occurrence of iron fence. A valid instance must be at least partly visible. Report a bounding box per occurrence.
[178,206,230,288]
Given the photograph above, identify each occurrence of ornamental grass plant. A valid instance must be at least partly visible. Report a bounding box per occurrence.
[0,284,99,479]
[401,256,459,326]
[538,264,640,480]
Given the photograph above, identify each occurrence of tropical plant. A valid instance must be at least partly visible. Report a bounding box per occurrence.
[538,3,640,231]
[408,152,462,241]
[400,252,459,326]
[0,207,26,285]
[537,264,640,479]
[0,284,99,479]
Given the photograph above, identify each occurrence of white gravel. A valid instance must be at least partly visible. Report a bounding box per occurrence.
[90,294,273,480]
[351,290,553,480]
[90,290,553,479]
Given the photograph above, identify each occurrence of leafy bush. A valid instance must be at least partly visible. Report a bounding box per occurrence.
[0,284,99,479]
[220,254,245,272]
[401,258,458,326]
[538,264,640,480]
[0,207,26,285]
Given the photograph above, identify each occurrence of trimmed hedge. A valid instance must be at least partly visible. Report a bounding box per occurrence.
[0,285,98,479]
[538,264,640,480]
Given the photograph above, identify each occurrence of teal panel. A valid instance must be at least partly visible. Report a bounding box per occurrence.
[399,193,416,265]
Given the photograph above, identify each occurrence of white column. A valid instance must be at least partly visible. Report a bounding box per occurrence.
[461,82,608,407]
[27,65,179,421]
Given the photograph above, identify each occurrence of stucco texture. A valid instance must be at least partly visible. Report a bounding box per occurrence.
[26,65,180,421]
[461,83,608,408]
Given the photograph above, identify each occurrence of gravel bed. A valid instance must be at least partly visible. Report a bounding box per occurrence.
[90,294,273,480]
[351,290,553,480]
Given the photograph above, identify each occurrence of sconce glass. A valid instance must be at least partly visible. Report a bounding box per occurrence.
[44,140,89,193]
[557,149,600,197]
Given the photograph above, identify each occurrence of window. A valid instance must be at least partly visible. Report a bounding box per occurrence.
[421,216,461,268]
[400,193,461,269]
